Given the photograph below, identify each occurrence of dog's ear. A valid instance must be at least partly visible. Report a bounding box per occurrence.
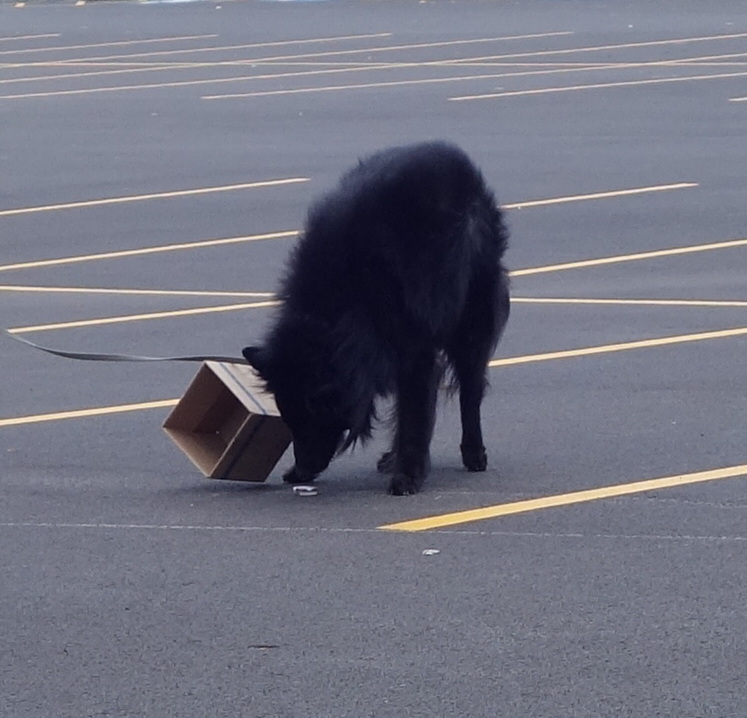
[242,346,270,376]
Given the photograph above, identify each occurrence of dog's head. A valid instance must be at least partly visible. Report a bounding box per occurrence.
[243,344,347,481]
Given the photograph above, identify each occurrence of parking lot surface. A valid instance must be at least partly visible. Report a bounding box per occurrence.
[1,1,746,716]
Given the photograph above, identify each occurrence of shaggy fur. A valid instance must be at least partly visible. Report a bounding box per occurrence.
[244,141,510,494]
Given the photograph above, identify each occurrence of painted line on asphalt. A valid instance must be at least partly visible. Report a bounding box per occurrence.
[488,326,747,368]
[0,33,395,84]
[7,300,281,334]
[0,183,695,273]
[0,178,308,218]
[202,48,745,100]
[4,326,747,426]
[200,59,616,69]
[199,70,599,100]
[680,61,747,68]
[0,32,570,98]
[512,297,747,308]
[0,231,298,273]
[0,34,219,57]
[14,50,726,95]
[9,294,747,336]
[23,32,394,64]
[5,289,739,309]
[8,293,743,307]
[450,69,747,100]
[0,521,744,542]
[2,54,591,91]
[502,182,696,209]
[0,34,61,43]
[512,237,747,276]
[442,31,747,64]
[26,31,565,67]
[203,68,745,101]
[8,32,567,70]
[378,464,747,531]
[0,284,274,298]
[0,399,178,428]
[0,521,366,533]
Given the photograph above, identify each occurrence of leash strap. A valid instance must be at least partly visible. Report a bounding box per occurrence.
[4,329,248,364]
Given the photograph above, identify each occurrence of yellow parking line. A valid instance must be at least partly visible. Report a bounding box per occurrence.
[7,289,742,306]
[0,178,308,218]
[0,34,218,57]
[0,185,697,274]
[512,237,747,277]
[0,230,298,273]
[512,297,747,308]
[489,326,747,368]
[444,31,747,64]
[28,32,393,64]
[378,464,747,531]
[450,70,747,100]
[0,33,395,86]
[502,182,696,209]
[29,51,737,97]
[201,48,747,101]
[24,32,565,67]
[0,32,568,98]
[7,300,281,334]
[0,34,60,42]
[201,72,568,100]
[0,399,178,428]
[5,325,747,426]
[10,30,743,68]
[0,284,273,298]
[0,38,579,100]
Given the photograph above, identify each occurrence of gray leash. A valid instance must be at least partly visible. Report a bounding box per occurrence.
[4,328,248,364]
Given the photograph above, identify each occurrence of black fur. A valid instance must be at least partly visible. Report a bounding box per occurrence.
[244,141,510,495]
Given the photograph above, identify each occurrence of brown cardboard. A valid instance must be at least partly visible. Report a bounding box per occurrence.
[163,361,292,481]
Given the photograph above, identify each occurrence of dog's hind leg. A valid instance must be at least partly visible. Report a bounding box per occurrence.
[452,352,490,472]
[387,348,442,495]
[376,450,396,474]
[447,279,510,472]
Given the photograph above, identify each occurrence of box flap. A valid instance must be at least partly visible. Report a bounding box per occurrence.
[205,361,280,416]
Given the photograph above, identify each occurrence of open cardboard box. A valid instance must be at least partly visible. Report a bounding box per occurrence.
[163,361,292,481]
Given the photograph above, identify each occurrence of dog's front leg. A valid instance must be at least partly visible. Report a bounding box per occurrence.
[376,450,396,474]
[282,465,317,484]
[447,334,494,473]
[388,350,441,495]
[457,373,488,472]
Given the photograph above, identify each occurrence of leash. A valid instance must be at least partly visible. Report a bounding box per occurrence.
[3,328,248,364]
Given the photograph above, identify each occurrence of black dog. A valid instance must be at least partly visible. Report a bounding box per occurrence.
[244,141,510,495]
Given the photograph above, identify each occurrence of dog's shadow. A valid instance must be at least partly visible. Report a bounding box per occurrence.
[160,456,492,506]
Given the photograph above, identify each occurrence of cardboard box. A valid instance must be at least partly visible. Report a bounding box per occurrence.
[163,361,292,481]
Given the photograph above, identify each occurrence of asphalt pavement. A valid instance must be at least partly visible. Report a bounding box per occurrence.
[1,1,746,716]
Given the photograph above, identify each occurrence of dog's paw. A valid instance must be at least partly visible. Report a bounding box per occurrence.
[282,467,316,485]
[388,473,423,496]
[376,451,396,474]
[461,444,488,472]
